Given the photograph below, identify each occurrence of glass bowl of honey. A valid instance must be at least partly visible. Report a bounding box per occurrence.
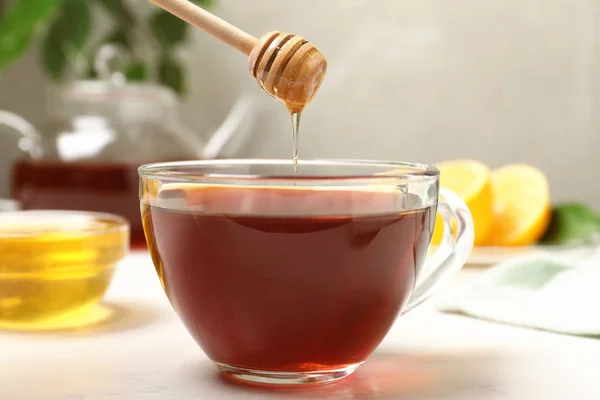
[0,210,129,330]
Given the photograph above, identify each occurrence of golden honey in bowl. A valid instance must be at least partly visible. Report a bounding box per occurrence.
[0,210,128,329]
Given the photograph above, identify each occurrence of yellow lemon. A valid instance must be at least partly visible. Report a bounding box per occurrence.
[486,164,551,246]
[431,160,493,246]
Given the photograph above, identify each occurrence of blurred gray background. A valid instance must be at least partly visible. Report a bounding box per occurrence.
[0,0,598,205]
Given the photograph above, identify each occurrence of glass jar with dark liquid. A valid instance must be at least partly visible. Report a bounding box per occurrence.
[0,52,256,248]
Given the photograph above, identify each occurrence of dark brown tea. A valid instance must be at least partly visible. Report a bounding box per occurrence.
[143,186,434,372]
[12,160,144,248]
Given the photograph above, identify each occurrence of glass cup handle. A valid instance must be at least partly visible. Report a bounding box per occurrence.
[0,110,43,159]
[403,188,475,313]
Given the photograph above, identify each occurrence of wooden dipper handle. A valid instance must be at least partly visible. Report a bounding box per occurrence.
[149,0,257,55]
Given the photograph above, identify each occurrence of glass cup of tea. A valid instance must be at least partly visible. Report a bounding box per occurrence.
[139,159,474,386]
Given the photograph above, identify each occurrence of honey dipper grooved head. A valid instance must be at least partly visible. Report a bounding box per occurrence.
[248,31,327,112]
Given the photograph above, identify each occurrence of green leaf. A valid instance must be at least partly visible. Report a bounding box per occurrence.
[0,0,65,70]
[42,20,67,80]
[150,10,188,49]
[0,0,64,37]
[60,0,91,52]
[96,0,134,24]
[540,203,600,245]
[41,0,91,80]
[104,29,131,49]
[158,55,185,95]
[97,0,119,13]
[85,61,98,79]
[190,0,216,8]
[1,30,33,69]
[125,61,147,81]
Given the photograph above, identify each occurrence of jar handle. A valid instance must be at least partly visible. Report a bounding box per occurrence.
[0,110,43,159]
[403,188,475,313]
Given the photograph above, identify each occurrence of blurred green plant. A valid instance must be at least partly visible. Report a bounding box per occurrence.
[0,0,215,95]
[540,203,600,245]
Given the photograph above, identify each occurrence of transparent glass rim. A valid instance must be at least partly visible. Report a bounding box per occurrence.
[138,159,439,186]
[0,210,129,239]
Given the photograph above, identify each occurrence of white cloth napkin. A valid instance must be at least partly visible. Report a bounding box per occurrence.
[435,249,600,336]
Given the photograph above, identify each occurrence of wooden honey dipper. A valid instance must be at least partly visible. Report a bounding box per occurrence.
[149,0,327,112]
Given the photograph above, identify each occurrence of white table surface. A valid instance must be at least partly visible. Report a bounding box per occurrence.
[1,252,599,400]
